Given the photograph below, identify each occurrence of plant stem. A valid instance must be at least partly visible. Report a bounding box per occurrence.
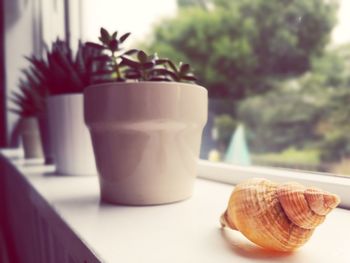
[112,52,121,80]
[141,68,147,81]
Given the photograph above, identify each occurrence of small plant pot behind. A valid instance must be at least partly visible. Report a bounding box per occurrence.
[19,117,44,159]
[48,94,97,175]
[84,82,208,205]
[38,113,54,164]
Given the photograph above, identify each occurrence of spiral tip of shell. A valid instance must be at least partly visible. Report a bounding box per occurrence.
[220,210,237,230]
[304,187,340,216]
[220,212,228,227]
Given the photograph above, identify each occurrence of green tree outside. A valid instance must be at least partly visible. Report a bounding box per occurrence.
[147,0,337,104]
[144,0,350,172]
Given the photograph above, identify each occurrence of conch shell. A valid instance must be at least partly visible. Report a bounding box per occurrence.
[220,178,340,252]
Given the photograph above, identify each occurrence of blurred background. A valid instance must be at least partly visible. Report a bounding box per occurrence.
[1,0,350,176]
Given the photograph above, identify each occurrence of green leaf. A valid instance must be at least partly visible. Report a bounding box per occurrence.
[165,60,177,73]
[182,74,197,81]
[109,39,119,52]
[149,53,159,61]
[111,31,118,39]
[85,42,105,50]
[93,55,111,62]
[142,61,155,70]
[150,68,178,81]
[100,27,110,44]
[180,63,190,75]
[155,59,169,65]
[123,49,138,56]
[119,32,131,43]
[137,51,148,64]
[125,70,141,79]
[121,56,141,69]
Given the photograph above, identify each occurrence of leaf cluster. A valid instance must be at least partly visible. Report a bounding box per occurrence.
[10,26,198,117]
[90,27,197,83]
[27,39,104,95]
[122,50,196,82]
[10,65,47,117]
[86,28,136,81]
[10,39,105,116]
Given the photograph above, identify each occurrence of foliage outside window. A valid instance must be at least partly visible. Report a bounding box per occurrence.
[84,0,350,177]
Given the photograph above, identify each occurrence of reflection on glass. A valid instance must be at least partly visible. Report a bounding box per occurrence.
[82,0,350,177]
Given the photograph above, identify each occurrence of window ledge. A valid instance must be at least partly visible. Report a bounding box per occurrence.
[198,160,350,209]
[1,150,350,263]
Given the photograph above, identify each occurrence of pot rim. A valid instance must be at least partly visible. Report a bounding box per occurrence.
[85,81,207,93]
[48,93,83,99]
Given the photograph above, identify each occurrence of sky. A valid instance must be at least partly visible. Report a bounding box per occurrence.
[82,0,350,46]
[331,0,350,45]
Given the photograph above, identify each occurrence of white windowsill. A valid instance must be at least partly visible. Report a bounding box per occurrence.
[2,150,350,262]
[198,160,350,209]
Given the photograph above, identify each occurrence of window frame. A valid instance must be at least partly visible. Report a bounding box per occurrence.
[2,148,349,209]
[197,159,350,209]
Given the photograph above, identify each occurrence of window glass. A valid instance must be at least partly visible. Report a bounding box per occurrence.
[82,0,350,177]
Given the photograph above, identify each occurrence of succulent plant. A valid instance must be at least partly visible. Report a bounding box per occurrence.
[10,38,105,117]
[121,51,197,82]
[27,39,103,95]
[10,62,47,117]
[90,27,197,83]
[11,26,198,117]
[152,58,197,82]
[86,28,137,82]
[121,51,168,81]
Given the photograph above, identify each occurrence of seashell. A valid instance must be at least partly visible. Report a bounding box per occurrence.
[220,178,340,252]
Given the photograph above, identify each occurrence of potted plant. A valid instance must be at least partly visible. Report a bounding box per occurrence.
[10,67,45,159]
[84,28,208,205]
[28,39,102,175]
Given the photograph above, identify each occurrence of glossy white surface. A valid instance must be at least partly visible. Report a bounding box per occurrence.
[5,154,350,263]
[19,117,43,158]
[47,94,96,175]
[198,160,350,209]
[84,82,208,205]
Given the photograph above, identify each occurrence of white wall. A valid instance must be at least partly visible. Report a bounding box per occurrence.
[4,0,64,145]
[4,0,38,145]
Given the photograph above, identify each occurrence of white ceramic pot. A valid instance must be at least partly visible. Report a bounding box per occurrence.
[48,94,97,175]
[84,82,208,205]
[19,117,44,159]
[38,114,55,164]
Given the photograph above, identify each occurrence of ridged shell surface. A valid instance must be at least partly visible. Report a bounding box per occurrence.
[223,178,340,252]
